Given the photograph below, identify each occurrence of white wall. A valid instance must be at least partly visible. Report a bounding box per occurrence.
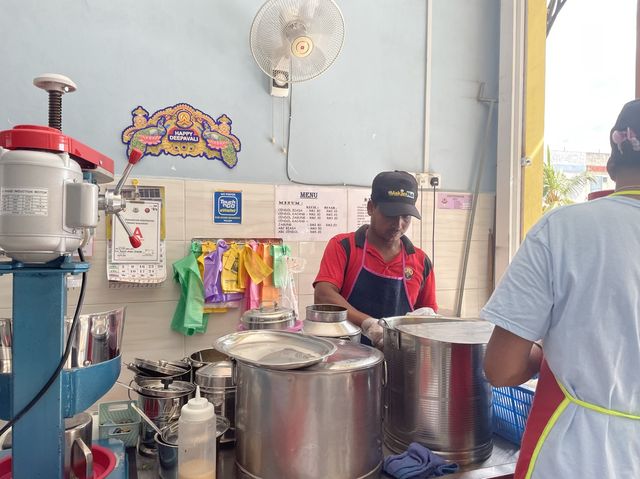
[0,0,500,191]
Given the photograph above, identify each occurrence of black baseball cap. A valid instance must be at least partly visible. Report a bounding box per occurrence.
[371,171,421,219]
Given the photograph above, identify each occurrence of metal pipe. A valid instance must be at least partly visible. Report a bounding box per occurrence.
[455,85,496,317]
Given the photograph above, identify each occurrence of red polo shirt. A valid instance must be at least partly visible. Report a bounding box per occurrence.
[314,226,437,311]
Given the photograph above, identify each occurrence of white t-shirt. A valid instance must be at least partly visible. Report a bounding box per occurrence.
[481,196,640,479]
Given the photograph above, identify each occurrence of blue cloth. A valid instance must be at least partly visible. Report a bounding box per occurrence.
[383,443,459,479]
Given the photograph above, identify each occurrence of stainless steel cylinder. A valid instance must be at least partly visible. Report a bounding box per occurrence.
[64,412,93,478]
[381,317,494,465]
[303,304,361,342]
[235,340,383,479]
[133,379,194,456]
[196,361,236,444]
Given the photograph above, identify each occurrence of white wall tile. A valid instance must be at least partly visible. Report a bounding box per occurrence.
[184,309,241,355]
[65,241,186,307]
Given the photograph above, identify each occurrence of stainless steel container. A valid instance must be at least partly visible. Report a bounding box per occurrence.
[64,412,93,479]
[195,361,236,443]
[240,304,296,330]
[303,304,361,342]
[0,318,10,374]
[235,339,384,479]
[133,378,195,456]
[188,348,230,371]
[2,412,94,478]
[64,307,126,368]
[0,308,126,372]
[380,316,494,465]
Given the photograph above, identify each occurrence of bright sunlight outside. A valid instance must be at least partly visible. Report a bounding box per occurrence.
[544,0,636,208]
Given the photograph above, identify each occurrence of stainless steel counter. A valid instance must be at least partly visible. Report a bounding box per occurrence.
[134,435,518,479]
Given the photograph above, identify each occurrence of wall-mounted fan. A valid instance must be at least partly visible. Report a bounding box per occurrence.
[250,0,345,97]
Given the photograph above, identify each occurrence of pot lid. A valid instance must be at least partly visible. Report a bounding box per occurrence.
[395,321,494,344]
[133,357,189,375]
[133,378,195,397]
[302,319,361,338]
[214,330,336,370]
[241,304,295,323]
[307,339,383,372]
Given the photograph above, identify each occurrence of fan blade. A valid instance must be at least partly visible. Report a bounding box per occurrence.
[291,46,327,82]
[300,0,320,24]
[281,0,303,23]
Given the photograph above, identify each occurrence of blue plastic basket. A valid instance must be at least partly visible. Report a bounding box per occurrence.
[492,385,535,445]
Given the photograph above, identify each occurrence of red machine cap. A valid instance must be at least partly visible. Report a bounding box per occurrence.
[0,125,115,183]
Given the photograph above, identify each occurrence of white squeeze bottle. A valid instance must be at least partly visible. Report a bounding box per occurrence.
[178,386,217,479]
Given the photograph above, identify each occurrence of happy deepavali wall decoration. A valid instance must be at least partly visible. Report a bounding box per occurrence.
[121,103,241,168]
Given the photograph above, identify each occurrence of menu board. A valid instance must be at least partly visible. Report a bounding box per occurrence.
[347,188,370,232]
[275,186,347,241]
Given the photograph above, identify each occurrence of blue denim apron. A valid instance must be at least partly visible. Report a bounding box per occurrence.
[347,237,413,345]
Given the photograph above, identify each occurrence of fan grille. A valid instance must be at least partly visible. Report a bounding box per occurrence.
[250,0,345,83]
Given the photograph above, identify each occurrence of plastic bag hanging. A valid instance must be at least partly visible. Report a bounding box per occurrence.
[278,255,307,320]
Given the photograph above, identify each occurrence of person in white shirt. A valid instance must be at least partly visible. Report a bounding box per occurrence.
[481,99,640,479]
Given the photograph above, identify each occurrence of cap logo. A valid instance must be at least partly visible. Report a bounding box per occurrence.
[387,189,415,200]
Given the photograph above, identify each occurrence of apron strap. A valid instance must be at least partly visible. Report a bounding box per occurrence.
[557,381,640,420]
[610,190,640,197]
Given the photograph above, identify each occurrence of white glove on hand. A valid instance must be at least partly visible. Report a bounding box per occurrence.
[407,307,438,317]
[361,317,384,347]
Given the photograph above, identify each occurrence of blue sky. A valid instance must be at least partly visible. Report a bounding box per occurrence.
[545,0,636,153]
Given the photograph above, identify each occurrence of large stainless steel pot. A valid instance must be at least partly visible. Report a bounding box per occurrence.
[235,339,384,479]
[380,316,494,465]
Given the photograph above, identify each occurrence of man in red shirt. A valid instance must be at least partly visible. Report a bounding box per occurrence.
[314,171,437,347]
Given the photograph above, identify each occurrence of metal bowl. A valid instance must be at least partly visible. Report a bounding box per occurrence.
[0,307,126,372]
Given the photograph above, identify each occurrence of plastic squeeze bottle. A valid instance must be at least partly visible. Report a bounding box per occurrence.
[178,386,217,479]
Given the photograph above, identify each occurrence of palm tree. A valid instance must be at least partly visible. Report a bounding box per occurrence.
[543,147,597,212]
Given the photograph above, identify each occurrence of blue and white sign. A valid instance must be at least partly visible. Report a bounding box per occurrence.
[214,191,242,224]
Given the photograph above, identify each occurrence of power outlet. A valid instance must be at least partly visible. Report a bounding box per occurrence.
[427,173,442,188]
[416,172,442,189]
